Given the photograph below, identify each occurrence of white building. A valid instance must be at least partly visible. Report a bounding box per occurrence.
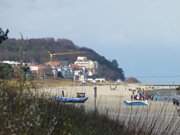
[73,68,87,82]
[74,56,98,76]
[95,78,106,83]
[1,60,20,66]
[87,78,106,83]
[57,66,74,79]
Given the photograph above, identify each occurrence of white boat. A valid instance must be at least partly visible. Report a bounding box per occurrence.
[124,100,148,106]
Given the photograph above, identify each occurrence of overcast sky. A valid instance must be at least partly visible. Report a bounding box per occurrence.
[1,0,180,83]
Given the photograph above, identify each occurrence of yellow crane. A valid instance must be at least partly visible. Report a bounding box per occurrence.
[48,51,85,61]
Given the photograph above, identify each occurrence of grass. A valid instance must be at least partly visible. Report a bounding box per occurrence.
[0,79,180,135]
[0,80,122,135]
[31,79,121,88]
[33,79,82,88]
[2,79,76,88]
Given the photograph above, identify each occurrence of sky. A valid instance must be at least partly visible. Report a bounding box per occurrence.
[1,0,180,84]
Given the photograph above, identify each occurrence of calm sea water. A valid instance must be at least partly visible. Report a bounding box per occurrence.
[148,89,180,101]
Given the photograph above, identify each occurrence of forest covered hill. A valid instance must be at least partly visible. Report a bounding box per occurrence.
[0,38,125,80]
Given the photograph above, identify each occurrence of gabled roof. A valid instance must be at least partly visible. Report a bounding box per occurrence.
[69,64,82,70]
[45,61,61,67]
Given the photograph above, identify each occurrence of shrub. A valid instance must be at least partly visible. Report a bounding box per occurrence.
[0,80,179,135]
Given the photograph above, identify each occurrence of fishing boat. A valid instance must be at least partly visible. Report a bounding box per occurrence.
[54,96,88,103]
[54,91,88,103]
[124,100,148,106]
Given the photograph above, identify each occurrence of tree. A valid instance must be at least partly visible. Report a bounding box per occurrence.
[125,77,140,83]
[21,64,31,80]
[0,63,14,79]
[0,28,9,44]
[111,59,119,68]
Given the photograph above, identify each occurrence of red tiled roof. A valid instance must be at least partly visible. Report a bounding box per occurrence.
[45,61,61,67]
[70,64,82,70]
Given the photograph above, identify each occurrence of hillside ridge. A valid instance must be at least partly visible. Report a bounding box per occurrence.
[0,38,125,80]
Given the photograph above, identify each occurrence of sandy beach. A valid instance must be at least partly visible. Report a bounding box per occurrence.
[40,83,179,115]
[39,83,180,134]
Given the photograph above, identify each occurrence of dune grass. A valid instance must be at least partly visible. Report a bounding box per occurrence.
[0,79,179,135]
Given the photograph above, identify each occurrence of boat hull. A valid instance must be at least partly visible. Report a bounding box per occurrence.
[54,96,88,103]
[124,100,148,106]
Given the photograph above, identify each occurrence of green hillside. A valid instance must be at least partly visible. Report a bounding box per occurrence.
[0,38,125,80]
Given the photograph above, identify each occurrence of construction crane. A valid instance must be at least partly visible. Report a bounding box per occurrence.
[48,51,85,61]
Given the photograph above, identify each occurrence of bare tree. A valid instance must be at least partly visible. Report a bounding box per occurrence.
[0,28,9,44]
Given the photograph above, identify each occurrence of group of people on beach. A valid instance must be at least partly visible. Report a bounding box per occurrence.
[130,89,149,100]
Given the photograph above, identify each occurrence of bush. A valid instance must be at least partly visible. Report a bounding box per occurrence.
[0,63,13,79]
[0,80,179,135]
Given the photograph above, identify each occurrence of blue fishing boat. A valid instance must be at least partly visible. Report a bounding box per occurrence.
[54,96,88,103]
[124,100,148,106]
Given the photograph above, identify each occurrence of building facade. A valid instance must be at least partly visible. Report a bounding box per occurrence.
[74,56,98,76]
